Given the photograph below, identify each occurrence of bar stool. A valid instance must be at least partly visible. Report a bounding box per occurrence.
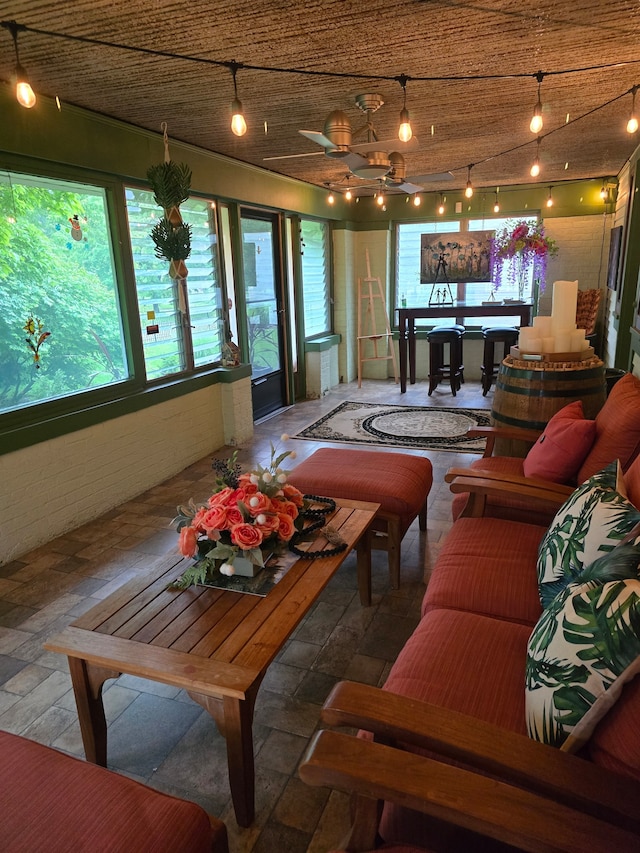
[427,326,464,396]
[481,326,519,395]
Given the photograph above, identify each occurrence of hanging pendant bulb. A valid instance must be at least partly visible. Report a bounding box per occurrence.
[376,190,385,206]
[627,87,639,134]
[345,188,353,201]
[546,186,554,208]
[600,183,607,200]
[327,191,335,205]
[3,21,36,108]
[397,75,413,142]
[464,165,474,199]
[530,138,541,177]
[413,194,421,206]
[493,188,500,213]
[229,63,247,137]
[530,72,544,134]
[437,193,445,215]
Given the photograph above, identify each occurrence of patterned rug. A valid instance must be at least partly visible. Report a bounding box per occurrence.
[294,401,492,453]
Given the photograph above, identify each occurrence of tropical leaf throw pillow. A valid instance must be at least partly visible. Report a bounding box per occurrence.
[536,462,640,608]
[526,571,640,751]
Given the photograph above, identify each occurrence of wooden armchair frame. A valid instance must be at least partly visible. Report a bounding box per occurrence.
[300,681,640,852]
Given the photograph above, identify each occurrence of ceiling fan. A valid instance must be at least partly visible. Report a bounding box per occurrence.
[327,152,454,197]
[264,93,419,178]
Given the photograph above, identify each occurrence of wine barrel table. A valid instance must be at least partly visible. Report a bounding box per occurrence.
[491,354,606,456]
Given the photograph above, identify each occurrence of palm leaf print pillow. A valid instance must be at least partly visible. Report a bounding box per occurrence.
[536,462,640,608]
[526,565,640,751]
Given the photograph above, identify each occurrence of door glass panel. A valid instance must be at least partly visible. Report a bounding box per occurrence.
[240,214,283,379]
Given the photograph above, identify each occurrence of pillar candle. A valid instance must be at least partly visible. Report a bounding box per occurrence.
[555,330,572,352]
[543,337,555,353]
[571,330,587,351]
[518,327,542,353]
[533,316,553,337]
[551,280,579,331]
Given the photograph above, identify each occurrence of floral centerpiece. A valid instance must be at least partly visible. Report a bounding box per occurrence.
[491,219,558,299]
[171,438,306,590]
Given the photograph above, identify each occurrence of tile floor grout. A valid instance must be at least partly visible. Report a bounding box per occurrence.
[0,378,493,853]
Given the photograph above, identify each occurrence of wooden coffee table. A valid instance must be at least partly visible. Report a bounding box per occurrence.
[44,497,378,827]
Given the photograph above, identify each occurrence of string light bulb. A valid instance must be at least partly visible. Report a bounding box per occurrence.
[327,191,335,205]
[464,165,474,199]
[397,75,413,142]
[229,63,247,137]
[530,138,541,177]
[413,194,421,206]
[437,194,445,215]
[600,183,607,200]
[3,21,36,108]
[546,186,554,207]
[345,188,353,201]
[376,189,385,206]
[627,87,639,133]
[530,71,544,134]
[493,188,500,213]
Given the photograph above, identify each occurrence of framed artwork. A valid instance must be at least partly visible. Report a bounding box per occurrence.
[607,225,623,290]
[420,230,493,284]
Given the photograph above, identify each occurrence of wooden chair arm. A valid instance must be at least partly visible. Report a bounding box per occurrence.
[299,729,640,853]
[445,470,573,518]
[466,425,542,457]
[318,681,640,832]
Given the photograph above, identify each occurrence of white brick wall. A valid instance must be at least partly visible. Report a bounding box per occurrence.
[1,382,255,563]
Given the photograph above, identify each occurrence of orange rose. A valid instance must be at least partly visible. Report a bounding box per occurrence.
[246,492,271,516]
[238,473,258,494]
[276,513,296,541]
[282,484,304,507]
[277,499,299,520]
[201,505,227,532]
[178,525,198,557]
[209,487,235,507]
[226,506,244,526]
[230,522,264,549]
[256,513,280,536]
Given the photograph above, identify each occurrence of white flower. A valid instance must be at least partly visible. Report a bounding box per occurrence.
[249,496,260,507]
[281,433,289,441]
[256,513,266,524]
[262,471,273,483]
[250,473,260,485]
[289,450,297,459]
[276,472,287,484]
[220,562,235,577]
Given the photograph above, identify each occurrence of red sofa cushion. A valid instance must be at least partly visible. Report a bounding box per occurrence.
[379,608,531,846]
[578,371,640,483]
[522,401,596,483]
[422,517,545,625]
[0,731,223,852]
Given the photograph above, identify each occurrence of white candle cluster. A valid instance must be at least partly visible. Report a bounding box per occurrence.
[517,281,588,355]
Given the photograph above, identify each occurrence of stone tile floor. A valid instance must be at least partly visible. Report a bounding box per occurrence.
[0,378,492,852]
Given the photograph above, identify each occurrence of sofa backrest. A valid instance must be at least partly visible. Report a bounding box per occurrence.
[578,372,640,483]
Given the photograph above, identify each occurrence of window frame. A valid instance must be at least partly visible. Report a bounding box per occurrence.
[0,156,240,457]
[299,216,333,340]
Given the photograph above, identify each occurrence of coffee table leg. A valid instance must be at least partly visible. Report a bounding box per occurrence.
[68,657,118,766]
[356,535,372,606]
[223,694,256,827]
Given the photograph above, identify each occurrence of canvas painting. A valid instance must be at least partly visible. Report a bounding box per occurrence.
[420,230,493,283]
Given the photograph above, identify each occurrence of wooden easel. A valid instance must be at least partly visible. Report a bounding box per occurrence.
[357,249,399,388]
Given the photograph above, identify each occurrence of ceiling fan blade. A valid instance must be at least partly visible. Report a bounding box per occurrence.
[351,136,419,154]
[263,151,325,161]
[408,171,455,183]
[387,180,424,194]
[343,152,369,170]
[299,129,337,149]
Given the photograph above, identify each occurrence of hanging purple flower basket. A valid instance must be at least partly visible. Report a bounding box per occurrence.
[490,219,558,297]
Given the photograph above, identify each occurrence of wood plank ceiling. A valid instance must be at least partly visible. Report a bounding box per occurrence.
[2,1,640,197]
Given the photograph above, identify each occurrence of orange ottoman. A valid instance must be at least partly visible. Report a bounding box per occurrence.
[289,448,433,603]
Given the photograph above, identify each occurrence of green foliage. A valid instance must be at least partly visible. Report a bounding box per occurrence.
[146,161,192,210]
[149,217,192,262]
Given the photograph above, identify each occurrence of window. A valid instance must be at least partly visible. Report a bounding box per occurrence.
[300,218,331,337]
[395,215,539,327]
[125,188,225,380]
[0,170,128,414]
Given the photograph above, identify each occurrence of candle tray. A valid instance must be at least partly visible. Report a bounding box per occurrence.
[510,345,594,363]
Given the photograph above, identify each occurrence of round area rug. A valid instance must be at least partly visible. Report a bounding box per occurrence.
[363,408,485,442]
[294,401,491,452]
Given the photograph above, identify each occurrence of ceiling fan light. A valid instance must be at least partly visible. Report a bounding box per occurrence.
[398,107,412,142]
[351,151,391,179]
[231,99,247,136]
